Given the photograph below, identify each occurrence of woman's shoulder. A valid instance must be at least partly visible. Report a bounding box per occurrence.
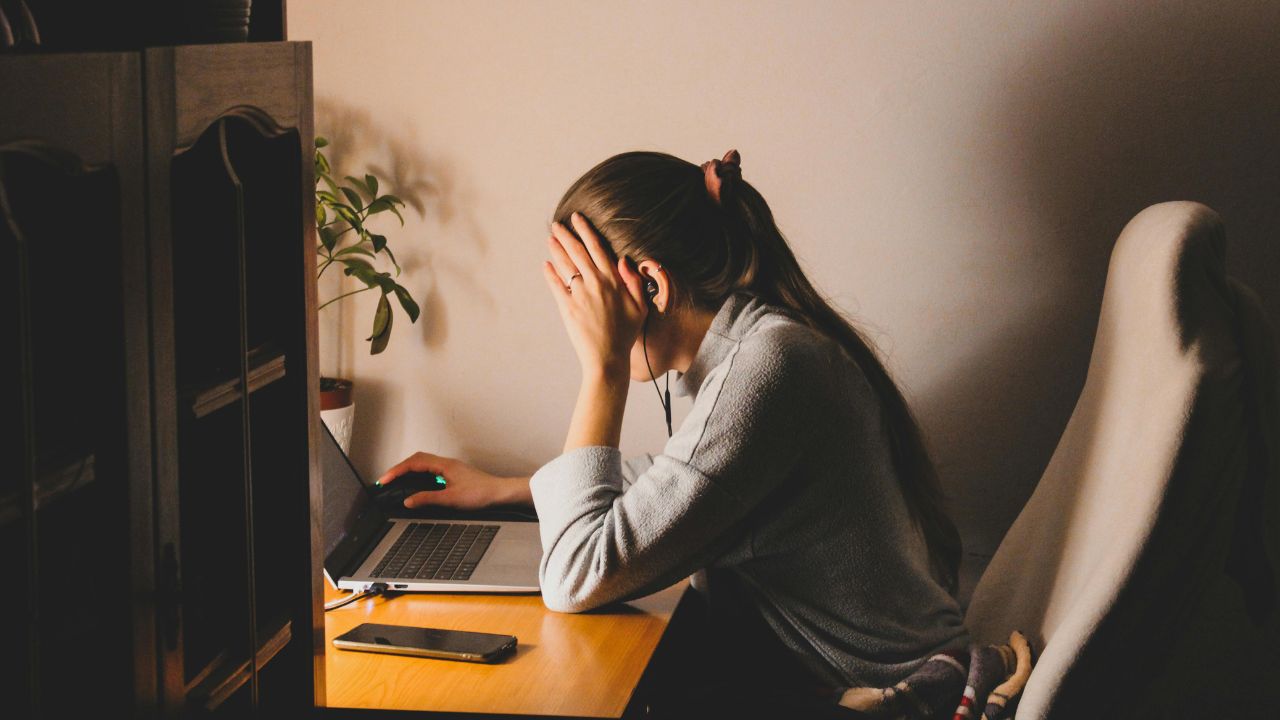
[725,308,844,395]
[736,301,842,370]
[685,292,855,405]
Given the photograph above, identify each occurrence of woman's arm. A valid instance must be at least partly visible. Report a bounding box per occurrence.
[499,448,652,509]
[530,334,816,613]
[563,367,630,453]
[498,474,534,506]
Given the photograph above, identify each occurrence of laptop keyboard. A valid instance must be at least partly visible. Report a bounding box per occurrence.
[372,522,500,581]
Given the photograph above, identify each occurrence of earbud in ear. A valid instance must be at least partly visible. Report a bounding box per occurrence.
[644,279,659,300]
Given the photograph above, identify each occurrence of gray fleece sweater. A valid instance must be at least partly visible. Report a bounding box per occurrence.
[528,290,971,689]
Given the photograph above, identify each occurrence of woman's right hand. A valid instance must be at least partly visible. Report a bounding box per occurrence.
[377,452,531,510]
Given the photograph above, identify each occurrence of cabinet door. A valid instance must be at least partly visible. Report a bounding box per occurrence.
[144,41,321,717]
[1,52,154,717]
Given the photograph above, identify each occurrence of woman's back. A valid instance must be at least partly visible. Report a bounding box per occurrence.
[532,290,971,690]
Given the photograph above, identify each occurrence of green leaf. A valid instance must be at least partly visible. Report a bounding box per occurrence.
[316,189,341,205]
[315,136,330,148]
[382,244,401,274]
[367,292,393,354]
[369,233,387,252]
[345,175,373,201]
[335,245,376,259]
[318,225,339,252]
[365,174,379,198]
[320,173,340,196]
[393,283,420,323]
[340,258,378,286]
[333,204,363,232]
[340,187,364,211]
[369,194,406,225]
[315,202,325,227]
[316,151,331,176]
[342,257,374,271]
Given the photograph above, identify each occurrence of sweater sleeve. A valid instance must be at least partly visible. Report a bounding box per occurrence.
[620,453,655,492]
[529,334,816,613]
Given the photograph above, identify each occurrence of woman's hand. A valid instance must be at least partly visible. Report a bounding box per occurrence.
[542,211,648,378]
[377,453,531,510]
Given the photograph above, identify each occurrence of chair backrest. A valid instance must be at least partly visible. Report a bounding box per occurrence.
[964,201,1279,717]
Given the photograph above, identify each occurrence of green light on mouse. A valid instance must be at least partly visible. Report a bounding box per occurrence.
[435,475,446,486]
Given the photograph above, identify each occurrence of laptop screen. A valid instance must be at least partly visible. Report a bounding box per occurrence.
[320,423,391,584]
[320,423,372,558]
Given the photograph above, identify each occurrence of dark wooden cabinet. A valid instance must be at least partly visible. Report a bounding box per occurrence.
[8,1,286,52]
[2,49,152,719]
[3,40,322,717]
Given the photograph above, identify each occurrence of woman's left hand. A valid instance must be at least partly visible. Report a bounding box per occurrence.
[542,211,648,377]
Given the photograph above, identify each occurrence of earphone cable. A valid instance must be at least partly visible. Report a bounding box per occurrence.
[664,372,672,436]
[642,314,673,437]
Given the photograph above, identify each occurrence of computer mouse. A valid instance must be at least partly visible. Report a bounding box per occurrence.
[373,471,447,506]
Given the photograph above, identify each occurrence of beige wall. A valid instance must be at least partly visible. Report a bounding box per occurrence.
[291,1,1280,604]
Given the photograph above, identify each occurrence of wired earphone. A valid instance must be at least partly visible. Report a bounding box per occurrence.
[642,271,673,437]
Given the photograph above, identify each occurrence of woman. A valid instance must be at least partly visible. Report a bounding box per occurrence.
[379,149,971,717]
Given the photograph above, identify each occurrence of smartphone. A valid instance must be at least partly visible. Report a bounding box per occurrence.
[333,622,517,663]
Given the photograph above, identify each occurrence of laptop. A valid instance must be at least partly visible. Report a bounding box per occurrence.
[320,422,543,593]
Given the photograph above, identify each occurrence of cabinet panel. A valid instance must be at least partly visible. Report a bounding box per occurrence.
[2,40,318,718]
[171,118,245,396]
[19,152,132,714]
[167,43,306,150]
[177,400,251,686]
[146,41,320,715]
[1,50,152,717]
[230,114,303,354]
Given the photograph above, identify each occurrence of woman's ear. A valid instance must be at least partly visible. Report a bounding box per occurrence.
[637,260,668,313]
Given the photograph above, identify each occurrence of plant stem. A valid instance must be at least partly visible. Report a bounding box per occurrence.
[318,285,374,311]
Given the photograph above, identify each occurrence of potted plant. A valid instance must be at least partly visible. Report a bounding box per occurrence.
[314,135,419,451]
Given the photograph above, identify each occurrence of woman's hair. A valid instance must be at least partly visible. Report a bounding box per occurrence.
[551,150,963,597]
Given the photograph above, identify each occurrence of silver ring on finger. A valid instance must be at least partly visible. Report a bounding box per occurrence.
[565,272,583,291]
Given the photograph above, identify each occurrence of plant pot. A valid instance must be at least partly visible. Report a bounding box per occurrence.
[320,376,354,455]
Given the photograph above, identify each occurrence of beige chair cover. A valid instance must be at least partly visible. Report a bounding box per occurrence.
[964,201,1279,717]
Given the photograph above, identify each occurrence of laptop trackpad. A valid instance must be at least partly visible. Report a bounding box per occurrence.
[473,523,542,585]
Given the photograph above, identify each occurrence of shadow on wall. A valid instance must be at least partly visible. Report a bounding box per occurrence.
[924,3,1280,610]
[347,375,395,479]
[314,95,432,378]
[314,95,499,365]
[350,364,537,482]
[315,96,504,476]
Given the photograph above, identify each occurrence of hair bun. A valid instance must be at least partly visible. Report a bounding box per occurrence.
[701,149,742,205]
[718,149,741,175]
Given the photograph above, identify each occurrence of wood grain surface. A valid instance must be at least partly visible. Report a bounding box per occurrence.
[323,578,690,717]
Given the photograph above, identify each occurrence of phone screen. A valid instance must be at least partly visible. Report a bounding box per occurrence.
[333,622,517,662]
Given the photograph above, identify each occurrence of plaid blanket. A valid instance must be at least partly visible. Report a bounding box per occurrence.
[835,631,1035,719]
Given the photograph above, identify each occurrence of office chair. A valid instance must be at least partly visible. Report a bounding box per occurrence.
[963,201,1280,718]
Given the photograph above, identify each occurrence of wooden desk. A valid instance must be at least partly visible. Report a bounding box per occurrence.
[322,578,694,718]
